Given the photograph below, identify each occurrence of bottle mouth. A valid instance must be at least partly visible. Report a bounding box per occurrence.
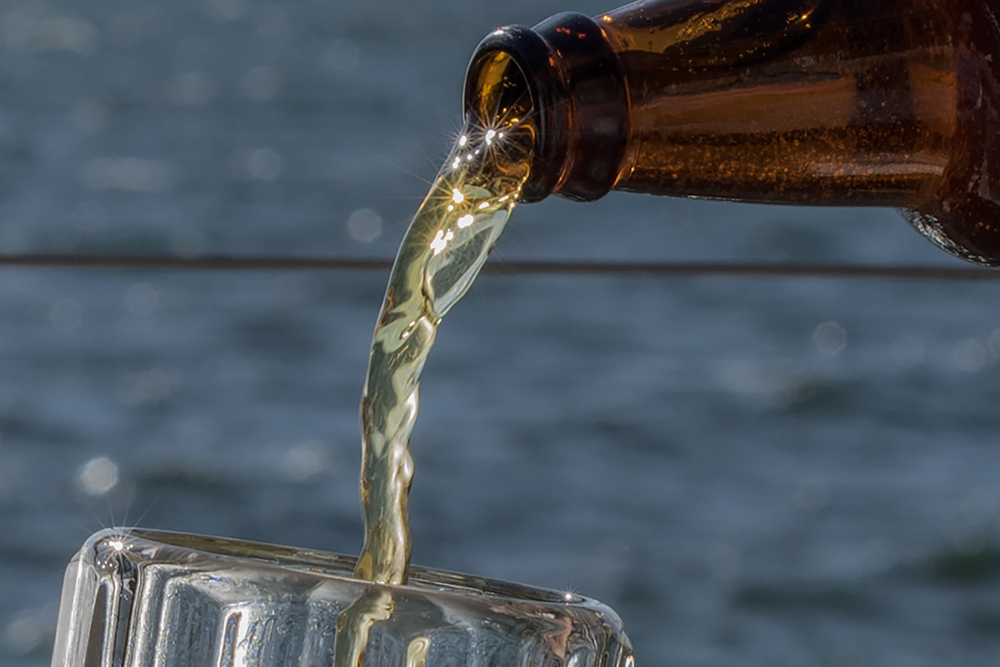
[464,14,629,204]
[463,26,565,203]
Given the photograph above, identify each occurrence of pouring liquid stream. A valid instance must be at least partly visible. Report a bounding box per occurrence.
[334,52,536,667]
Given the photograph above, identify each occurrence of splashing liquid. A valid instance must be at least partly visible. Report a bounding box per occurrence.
[354,51,535,587]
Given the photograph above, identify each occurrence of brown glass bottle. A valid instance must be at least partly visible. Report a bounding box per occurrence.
[463,0,1000,265]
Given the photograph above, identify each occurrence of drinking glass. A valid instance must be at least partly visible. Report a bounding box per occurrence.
[51,528,634,667]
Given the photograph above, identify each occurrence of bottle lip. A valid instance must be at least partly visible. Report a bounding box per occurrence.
[464,14,628,204]
[464,25,567,203]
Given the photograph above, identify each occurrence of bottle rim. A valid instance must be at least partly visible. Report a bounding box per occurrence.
[464,14,629,203]
[464,25,566,203]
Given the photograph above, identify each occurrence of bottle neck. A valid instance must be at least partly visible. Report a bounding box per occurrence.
[463,14,629,203]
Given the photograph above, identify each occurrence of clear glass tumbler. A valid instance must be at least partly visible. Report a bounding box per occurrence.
[51,528,634,667]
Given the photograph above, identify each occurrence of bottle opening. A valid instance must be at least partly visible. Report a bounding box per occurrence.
[464,15,628,204]
[464,51,533,139]
[464,27,567,203]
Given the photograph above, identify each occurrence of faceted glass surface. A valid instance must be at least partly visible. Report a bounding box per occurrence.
[51,529,633,667]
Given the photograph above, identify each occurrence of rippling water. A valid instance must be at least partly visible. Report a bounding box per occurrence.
[1,1,1000,666]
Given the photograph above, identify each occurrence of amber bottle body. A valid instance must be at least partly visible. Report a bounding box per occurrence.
[465,0,1000,265]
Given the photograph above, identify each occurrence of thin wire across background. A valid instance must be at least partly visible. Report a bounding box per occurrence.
[0,254,998,279]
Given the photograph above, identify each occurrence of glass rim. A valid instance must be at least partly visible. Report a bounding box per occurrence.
[84,527,592,607]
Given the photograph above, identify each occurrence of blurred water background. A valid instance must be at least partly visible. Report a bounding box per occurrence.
[1,0,1000,665]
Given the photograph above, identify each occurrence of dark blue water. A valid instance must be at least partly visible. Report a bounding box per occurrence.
[2,1,1000,666]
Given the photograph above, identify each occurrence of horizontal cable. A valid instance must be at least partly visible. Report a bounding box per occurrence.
[0,254,394,272]
[0,253,996,279]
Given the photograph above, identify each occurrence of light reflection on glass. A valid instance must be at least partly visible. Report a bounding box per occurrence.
[429,229,454,255]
